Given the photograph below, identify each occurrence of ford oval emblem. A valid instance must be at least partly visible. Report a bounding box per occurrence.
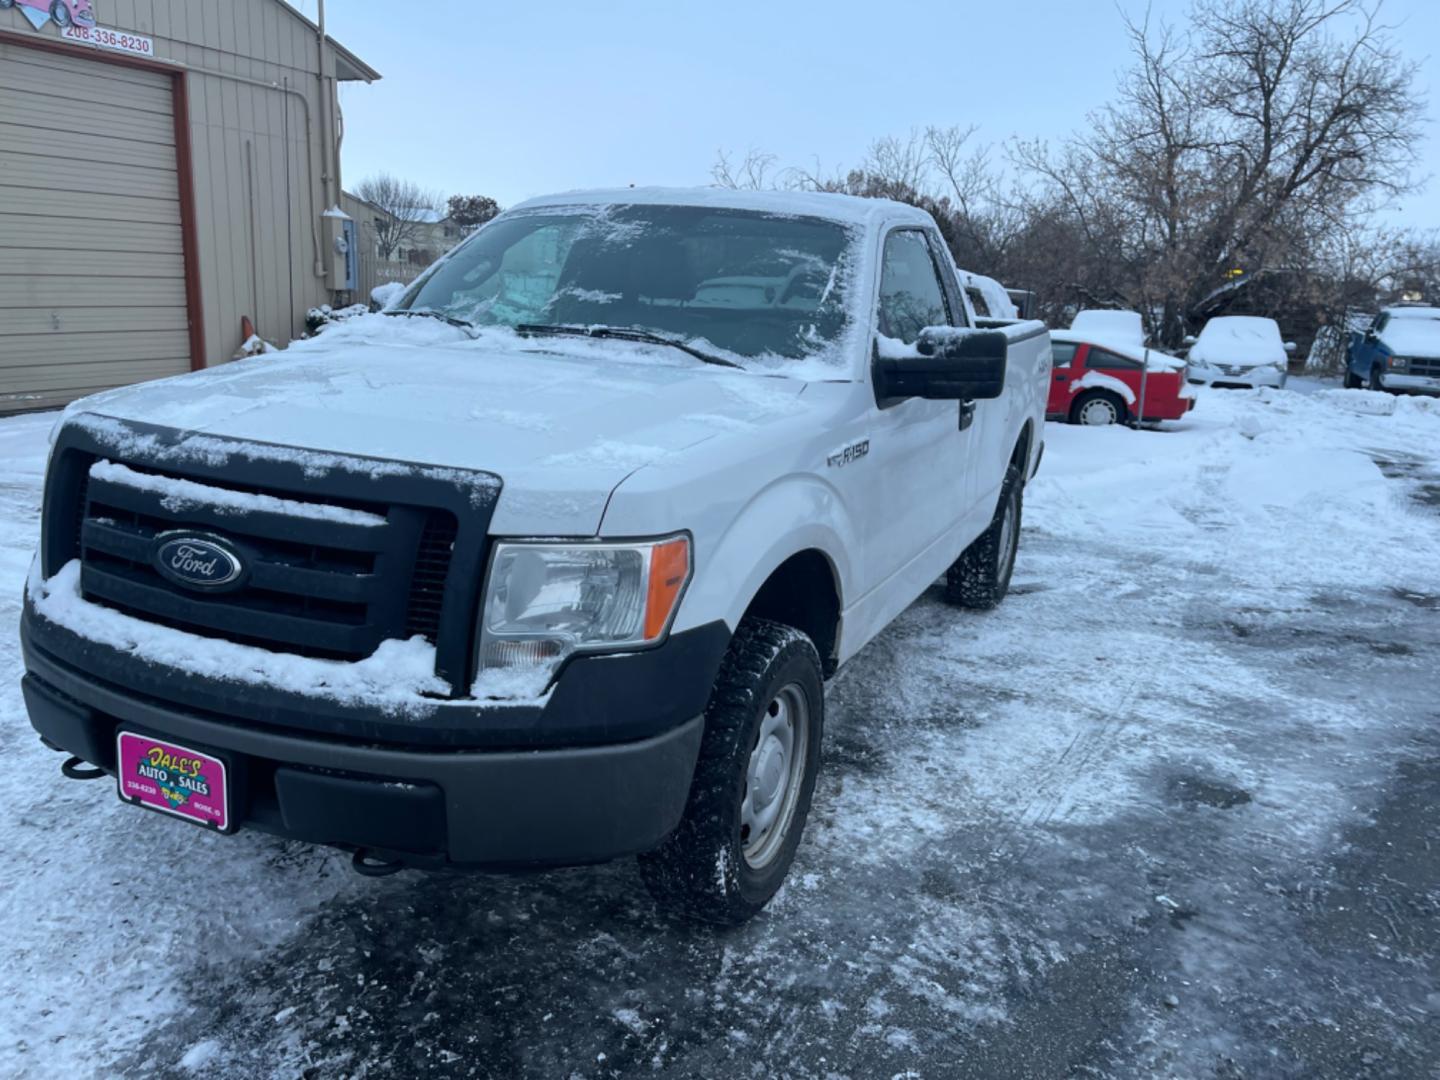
[152,532,246,591]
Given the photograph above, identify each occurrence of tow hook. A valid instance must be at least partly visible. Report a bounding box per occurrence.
[61,756,107,780]
[351,849,405,878]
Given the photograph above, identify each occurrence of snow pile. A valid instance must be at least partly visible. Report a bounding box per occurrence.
[27,562,449,716]
[234,334,276,358]
[1027,382,1439,592]
[89,461,387,527]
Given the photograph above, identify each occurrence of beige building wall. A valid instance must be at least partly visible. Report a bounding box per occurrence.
[0,0,376,381]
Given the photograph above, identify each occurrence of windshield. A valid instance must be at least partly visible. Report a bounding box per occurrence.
[395,204,858,369]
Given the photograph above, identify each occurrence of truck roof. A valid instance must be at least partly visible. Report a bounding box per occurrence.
[511,186,936,229]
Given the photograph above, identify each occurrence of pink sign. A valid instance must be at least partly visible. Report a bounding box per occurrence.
[117,732,229,830]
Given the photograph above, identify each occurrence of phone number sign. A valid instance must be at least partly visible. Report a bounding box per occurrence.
[61,24,155,58]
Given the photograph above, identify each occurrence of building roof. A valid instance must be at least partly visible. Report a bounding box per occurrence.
[274,1,380,82]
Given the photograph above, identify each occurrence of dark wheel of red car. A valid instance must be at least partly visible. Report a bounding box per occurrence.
[1070,390,1126,426]
[1343,368,1362,389]
[638,618,824,926]
[50,1,72,26]
[945,463,1023,610]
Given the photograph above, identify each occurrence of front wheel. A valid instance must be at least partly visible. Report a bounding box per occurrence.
[638,619,824,925]
[945,463,1023,610]
[50,1,71,26]
[1343,368,1362,389]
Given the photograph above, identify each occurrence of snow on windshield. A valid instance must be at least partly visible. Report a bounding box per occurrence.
[395,203,863,377]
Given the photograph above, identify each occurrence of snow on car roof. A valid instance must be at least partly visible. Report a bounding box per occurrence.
[1383,306,1440,320]
[1070,310,1144,346]
[511,186,935,229]
[1050,329,1185,370]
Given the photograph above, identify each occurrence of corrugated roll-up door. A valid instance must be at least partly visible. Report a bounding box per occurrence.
[0,40,191,414]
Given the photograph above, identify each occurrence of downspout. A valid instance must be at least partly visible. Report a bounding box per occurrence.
[316,0,335,212]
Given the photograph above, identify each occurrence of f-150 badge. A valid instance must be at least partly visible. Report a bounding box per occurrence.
[827,439,870,468]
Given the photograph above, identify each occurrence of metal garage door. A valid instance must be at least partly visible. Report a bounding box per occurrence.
[0,40,190,414]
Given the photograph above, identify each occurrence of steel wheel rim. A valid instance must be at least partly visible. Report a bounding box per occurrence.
[741,682,809,870]
[52,2,71,25]
[997,493,1018,581]
[1080,398,1117,425]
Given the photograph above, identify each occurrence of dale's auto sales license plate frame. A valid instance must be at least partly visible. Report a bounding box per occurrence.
[116,730,232,832]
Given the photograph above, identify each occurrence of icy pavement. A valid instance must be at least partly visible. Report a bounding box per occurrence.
[2,387,1439,1078]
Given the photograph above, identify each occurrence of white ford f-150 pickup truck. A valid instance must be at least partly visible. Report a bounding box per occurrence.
[22,188,1049,924]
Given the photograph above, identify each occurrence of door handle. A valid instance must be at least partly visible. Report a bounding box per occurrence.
[1054,374,1068,382]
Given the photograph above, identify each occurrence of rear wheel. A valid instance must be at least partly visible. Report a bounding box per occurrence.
[50,1,71,26]
[945,464,1022,610]
[638,618,824,925]
[1070,390,1125,426]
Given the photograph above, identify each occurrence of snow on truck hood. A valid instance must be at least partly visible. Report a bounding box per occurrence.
[61,316,809,535]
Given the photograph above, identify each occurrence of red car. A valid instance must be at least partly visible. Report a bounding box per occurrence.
[1047,330,1196,425]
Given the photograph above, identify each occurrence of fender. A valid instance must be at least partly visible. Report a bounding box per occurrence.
[677,473,856,638]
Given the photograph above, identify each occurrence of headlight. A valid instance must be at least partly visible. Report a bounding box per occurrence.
[476,535,691,691]
[1388,356,1409,371]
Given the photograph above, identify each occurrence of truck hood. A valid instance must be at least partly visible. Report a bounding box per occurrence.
[64,318,811,534]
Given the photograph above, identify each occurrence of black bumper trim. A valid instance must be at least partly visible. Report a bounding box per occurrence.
[23,669,704,867]
[22,601,730,749]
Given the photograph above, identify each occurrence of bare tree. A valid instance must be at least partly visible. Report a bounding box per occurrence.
[354,173,446,261]
[712,149,781,190]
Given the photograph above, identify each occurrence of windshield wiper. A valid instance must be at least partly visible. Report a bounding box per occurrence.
[386,308,479,337]
[515,323,744,369]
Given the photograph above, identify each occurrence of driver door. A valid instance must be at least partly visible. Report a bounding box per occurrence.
[857,228,976,602]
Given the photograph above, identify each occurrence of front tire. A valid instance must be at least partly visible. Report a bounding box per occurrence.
[50,1,71,26]
[945,463,1023,610]
[1370,364,1386,392]
[1343,368,1362,389]
[638,618,824,926]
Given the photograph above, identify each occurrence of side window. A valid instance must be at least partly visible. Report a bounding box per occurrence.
[878,230,950,344]
[965,286,990,318]
[1086,347,1142,371]
[1051,342,1078,368]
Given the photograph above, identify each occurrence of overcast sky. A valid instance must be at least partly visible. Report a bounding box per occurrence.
[318,0,1439,229]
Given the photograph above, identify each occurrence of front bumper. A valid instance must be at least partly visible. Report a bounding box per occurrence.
[1381,372,1440,395]
[21,606,722,867]
[1188,363,1287,389]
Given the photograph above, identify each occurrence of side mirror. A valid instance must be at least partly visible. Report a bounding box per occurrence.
[875,328,1008,401]
[1283,341,1297,354]
[1364,327,1378,340]
[1182,334,1198,346]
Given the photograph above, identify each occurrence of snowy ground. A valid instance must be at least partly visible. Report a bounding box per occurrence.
[2,384,1438,1078]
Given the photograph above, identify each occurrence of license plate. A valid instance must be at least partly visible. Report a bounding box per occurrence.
[116,731,230,831]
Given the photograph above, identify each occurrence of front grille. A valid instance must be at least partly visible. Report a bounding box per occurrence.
[73,459,458,662]
[1407,358,1440,377]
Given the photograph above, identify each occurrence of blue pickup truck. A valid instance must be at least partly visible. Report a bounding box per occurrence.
[1345,306,1440,394]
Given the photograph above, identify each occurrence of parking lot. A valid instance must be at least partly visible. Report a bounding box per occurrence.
[2,384,1438,1079]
